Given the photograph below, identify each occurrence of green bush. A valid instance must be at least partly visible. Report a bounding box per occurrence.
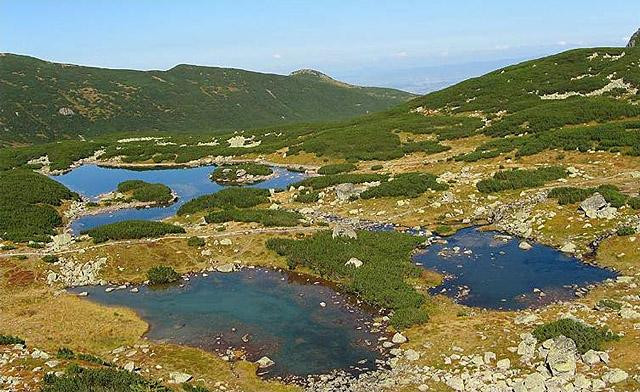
[82,220,186,243]
[617,226,636,236]
[182,384,211,392]
[0,169,78,242]
[177,188,270,215]
[629,197,640,210]
[360,172,447,199]
[548,184,634,208]
[57,347,75,359]
[211,163,273,185]
[296,190,320,203]
[187,236,206,247]
[41,364,171,392]
[318,163,356,175]
[42,255,59,263]
[266,230,426,328]
[370,164,384,171]
[597,299,622,311]
[116,180,173,203]
[147,266,181,285]
[0,334,25,345]
[477,166,567,193]
[206,208,303,227]
[532,318,619,354]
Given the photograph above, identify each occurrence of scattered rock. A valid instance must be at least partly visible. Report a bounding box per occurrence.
[169,371,192,383]
[496,358,511,370]
[391,333,407,344]
[404,349,420,361]
[216,263,236,273]
[345,257,363,268]
[602,368,628,384]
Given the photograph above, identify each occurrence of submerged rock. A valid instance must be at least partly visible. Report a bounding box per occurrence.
[256,356,275,368]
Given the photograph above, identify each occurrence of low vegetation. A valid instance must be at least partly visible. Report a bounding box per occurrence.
[317,163,356,175]
[548,184,640,209]
[187,236,206,247]
[532,318,619,354]
[295,173,386,190]
[81,220,186,243]
[147,265,181,285]
[0,169,78,242]
[210,163,273,185]
[116,180,173,203]
[266,230,428,328]
[617,226,636,236]
[177,188,270,215]
[206,208,303,227]
[42,255,60,263]
[0,334,25,345]
[295,189,321,203]
[476,166,567,193]
[41,364,170,392]
[360,172,447,199]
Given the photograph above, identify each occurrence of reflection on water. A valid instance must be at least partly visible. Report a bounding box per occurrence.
[413,227,616,310]
[52,164,306,233]
[72,269,381,377]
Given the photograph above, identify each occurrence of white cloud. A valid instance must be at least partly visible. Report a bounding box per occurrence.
[394,51,408,58]
[272,53,282,59]
[557,40,568,46]
[494,44,510,50]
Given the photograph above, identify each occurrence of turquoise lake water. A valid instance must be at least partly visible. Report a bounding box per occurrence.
[73,269,382,378]
[52,164,306,233]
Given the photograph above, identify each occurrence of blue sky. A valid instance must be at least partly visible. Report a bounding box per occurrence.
[2,1,639,90]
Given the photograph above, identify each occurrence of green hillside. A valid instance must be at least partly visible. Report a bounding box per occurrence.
[1,47,639,170]
[0,53,413,144]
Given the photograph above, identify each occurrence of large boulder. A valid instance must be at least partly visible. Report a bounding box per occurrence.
[332,224,357,239]
[579,193,616,219]
[335,183,359,201]
[545,335,577,376]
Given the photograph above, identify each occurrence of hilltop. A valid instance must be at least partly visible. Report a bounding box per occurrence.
[0,53,414,144]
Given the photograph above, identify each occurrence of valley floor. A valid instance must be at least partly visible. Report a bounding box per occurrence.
[1,145,639,392]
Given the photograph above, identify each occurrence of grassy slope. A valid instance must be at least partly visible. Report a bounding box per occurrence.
[0,53,413,144]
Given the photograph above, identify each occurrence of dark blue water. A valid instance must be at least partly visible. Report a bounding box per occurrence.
[414,228,616,310]
[52,164,306,233]
[73,269,381,377]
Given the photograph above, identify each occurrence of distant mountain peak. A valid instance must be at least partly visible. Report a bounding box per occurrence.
[628,28,639,48]
[289,69,352,86]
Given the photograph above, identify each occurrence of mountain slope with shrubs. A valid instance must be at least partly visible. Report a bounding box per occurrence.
[0,53,414,144]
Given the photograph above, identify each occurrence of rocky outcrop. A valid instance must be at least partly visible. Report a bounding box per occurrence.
[332,224,357,239]
[628,28,640,48]
[544,336,577,376]
[579,193,616,219]
[46,257,108,287]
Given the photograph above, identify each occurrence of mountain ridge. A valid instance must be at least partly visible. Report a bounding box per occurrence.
[0,53,414,144]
